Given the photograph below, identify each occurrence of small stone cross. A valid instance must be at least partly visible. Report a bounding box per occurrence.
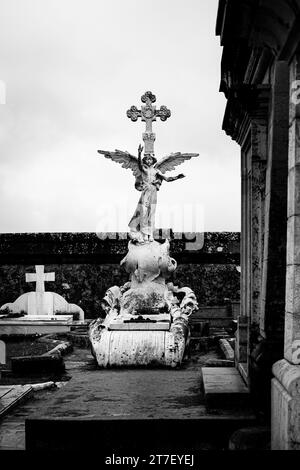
[25,265,55,293]
[126,91,171,155]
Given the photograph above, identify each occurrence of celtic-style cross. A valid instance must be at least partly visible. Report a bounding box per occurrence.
[126,91,171,155]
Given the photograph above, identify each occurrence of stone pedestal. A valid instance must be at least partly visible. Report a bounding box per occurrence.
[1,291,84,320]
[272,359,300,449]
[89,239,197,368]
[0,265,85,321]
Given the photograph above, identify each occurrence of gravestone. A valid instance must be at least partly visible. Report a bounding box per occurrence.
[0,265,84,320]
[26,265,55,316]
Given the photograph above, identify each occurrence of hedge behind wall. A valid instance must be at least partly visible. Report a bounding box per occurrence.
[0,263,240,318]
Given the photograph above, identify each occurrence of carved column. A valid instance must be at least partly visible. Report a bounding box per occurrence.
[231,87,269,389]
[248,62,289,416]
[272,53,300,449]
[235,147,251,368]
[223,86,269,387]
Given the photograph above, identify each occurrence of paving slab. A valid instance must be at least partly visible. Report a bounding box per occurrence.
[202,367,250,409]
[25,367,256,451]
[0,385,33,419]
[0,347,256,451]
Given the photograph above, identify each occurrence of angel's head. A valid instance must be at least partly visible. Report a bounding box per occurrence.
[142,153,157,167]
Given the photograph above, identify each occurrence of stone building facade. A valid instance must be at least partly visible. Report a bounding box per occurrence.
[216,0,300,449]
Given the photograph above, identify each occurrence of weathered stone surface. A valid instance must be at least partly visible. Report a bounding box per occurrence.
[202,367,250,409]
[90,317,189,368]
[90,236,197,368]
[1,292,83,319]
[288,118,300,169]
[284,312,300,364]
[284,53,300,367]
[0,385,33,420]
[288,165,300,218]
[0,319,72,336]
[273,358,300,396]
[272,359,300,449]
[219,338,234,361]
[0,265,84,321]
[23,361,256,452]
[286,216,300,265]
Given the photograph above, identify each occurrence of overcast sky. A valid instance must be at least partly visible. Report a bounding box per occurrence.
[0,0,240,234]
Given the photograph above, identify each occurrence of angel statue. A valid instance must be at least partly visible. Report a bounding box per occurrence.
[97,145,199,243]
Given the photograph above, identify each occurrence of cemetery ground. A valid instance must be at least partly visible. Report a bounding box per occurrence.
[0,322,262,452]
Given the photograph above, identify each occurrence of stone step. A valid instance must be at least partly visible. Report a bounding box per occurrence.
[0,385,33,419]
[65,332,90,348]
[70,326,89,332]
[202,367,251,409]
[70,320,91,331]
[70,328,88,333]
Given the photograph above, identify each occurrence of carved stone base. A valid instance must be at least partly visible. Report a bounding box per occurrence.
[271,359,300,449]
[89,237,197,368]
[89,316,188,368]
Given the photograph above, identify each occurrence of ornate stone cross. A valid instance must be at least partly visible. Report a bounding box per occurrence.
[126,91,171,155]
[25,265,55,293]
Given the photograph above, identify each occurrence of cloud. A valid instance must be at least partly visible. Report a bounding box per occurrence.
[0,0,240,232]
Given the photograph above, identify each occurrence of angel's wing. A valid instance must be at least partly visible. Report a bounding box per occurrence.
[97,149,141,178]
[155,152,199,174]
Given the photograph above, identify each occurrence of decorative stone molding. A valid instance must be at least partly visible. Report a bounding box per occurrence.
[273,358,300,395]
[272,359,300,449]
[222,85,270,147]
[216,0,300,95]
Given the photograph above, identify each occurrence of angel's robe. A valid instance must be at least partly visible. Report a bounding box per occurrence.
[129,166,163,237]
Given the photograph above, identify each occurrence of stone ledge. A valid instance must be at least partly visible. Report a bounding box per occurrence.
[272,358,300,396]
[42,340,73,358]
[219,338,235,360]
[0,385,33,419]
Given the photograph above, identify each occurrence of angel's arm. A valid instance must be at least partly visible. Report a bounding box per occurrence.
[156,170,185,182]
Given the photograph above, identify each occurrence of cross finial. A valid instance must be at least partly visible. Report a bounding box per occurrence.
[25,265,55,293]
[126,91,171,154]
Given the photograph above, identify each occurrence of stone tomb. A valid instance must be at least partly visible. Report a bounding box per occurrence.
[0,265,84,335]
[1,265,84,321]
[25,368,256,452]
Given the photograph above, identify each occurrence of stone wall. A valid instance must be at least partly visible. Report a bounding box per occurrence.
[0,232,240,264]
[0,232,240,318]
[0,263,240,319]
